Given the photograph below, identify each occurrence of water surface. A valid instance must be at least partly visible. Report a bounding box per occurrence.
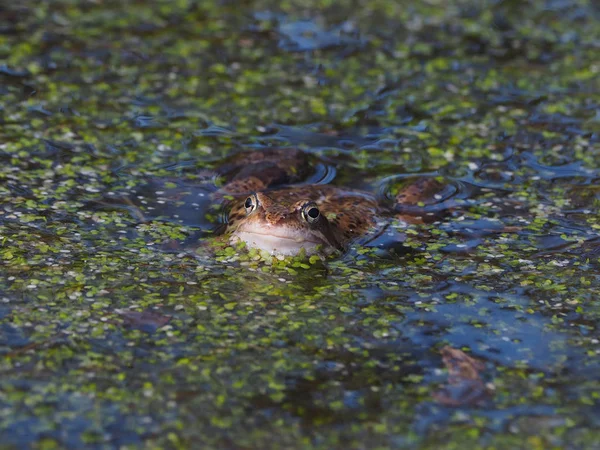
[1,0,599,448]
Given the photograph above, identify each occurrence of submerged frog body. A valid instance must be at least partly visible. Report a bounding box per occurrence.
[220,149,444,256]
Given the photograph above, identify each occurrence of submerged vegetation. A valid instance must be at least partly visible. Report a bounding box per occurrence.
[1,0,599,448]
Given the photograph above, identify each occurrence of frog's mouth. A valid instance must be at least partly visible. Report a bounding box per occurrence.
[229,227,332,256]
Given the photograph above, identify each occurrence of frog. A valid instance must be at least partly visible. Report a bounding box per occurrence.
[218,148,446,256]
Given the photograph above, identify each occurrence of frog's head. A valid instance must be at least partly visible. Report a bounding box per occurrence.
[226,189,342,256]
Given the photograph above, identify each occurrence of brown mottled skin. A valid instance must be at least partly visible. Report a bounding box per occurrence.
[217,148,312,194]
[220,148,443,256]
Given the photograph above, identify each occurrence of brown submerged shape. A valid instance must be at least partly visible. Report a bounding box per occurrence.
[433,346,492,407]
[220,148,445,256]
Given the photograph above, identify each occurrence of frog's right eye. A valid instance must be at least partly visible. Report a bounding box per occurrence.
[244,194,258,214]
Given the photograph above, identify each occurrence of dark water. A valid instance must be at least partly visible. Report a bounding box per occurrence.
[1,0,600,448]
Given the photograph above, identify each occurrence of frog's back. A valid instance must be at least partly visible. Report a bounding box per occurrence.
[218,148,312,194]
[296,185,380,243]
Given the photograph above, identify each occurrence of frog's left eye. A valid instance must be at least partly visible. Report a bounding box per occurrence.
[302,203,320,224]
[244,194,258,214]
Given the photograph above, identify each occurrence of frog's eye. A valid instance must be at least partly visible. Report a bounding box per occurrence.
[302,203,320,224]
[244,194,258,214]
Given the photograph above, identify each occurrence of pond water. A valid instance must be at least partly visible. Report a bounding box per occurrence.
[1,0,600,448]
